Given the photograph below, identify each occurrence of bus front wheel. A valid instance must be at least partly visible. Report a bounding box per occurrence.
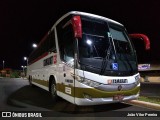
[50,80,58,101]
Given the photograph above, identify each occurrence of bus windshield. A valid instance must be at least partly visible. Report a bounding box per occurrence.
[78,17,137,76]
[109,23,135,60]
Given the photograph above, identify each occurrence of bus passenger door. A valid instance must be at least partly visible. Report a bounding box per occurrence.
[56,18,75,104]
[57,44,75,104]
[59,62,75,103]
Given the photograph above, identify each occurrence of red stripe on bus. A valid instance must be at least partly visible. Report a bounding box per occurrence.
[29,52,49,65]
[38,32,49,47]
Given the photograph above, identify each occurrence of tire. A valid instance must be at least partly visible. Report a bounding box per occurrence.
[50,80,58,101]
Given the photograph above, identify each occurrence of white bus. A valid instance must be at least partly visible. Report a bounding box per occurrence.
[27,11,141,105]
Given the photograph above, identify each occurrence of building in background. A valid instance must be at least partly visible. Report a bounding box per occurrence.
[0,68,12,77]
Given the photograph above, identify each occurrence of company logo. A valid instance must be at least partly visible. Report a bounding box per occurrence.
[108,79,128,84]
[112,79,128,84]
[112,63,118,70]
[118,85,123,91]
[2,112,11,117]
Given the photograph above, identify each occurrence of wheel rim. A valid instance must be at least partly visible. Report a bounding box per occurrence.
[51,84,56,96]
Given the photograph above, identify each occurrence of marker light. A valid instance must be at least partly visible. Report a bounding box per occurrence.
[71,16,82,38]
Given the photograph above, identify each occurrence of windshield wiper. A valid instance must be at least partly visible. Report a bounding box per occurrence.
[99,44,112,75]
[93,57,103,59]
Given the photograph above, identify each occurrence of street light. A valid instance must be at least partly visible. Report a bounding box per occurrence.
[21,65,26,71]
[21,66,26,77]
[24,57,28,66]
[32,43,37,48]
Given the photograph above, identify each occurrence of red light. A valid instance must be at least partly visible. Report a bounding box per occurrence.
[53,54,57,64]
[71,16,82,38]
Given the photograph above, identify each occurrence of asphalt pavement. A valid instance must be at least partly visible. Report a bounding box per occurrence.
[0,78,159,120]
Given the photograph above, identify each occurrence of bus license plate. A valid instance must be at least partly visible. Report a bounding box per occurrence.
[113,95,124,101]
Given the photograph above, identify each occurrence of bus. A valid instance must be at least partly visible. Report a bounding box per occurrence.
[27,11,142,105]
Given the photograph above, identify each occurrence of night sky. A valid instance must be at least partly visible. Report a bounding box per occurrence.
[0,0,160,69]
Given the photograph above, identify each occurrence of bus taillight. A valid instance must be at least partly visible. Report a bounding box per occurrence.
[71,16,82,38]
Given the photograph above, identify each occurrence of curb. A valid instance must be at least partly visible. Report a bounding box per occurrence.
[125,100,160,110]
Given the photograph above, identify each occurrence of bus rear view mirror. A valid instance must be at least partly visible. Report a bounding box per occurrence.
[71,16,82,38]
[129,34,150,50]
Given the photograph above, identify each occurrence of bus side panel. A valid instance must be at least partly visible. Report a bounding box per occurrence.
[28,52,57,91]
[56,63,75,104]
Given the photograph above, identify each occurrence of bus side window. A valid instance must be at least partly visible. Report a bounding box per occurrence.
[48,31,56,53]
[57,17,74,63]
[62,24,74,62]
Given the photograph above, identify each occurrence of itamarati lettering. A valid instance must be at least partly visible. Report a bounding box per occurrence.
[112,79,127,83]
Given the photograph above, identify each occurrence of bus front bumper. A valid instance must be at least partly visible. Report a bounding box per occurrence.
[75,93,139,106]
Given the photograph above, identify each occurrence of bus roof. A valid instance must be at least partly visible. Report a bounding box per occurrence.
[52,11,123,30]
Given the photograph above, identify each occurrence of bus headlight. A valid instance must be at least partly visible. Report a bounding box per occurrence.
[135,75,140,85]
[79,77,101,88]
